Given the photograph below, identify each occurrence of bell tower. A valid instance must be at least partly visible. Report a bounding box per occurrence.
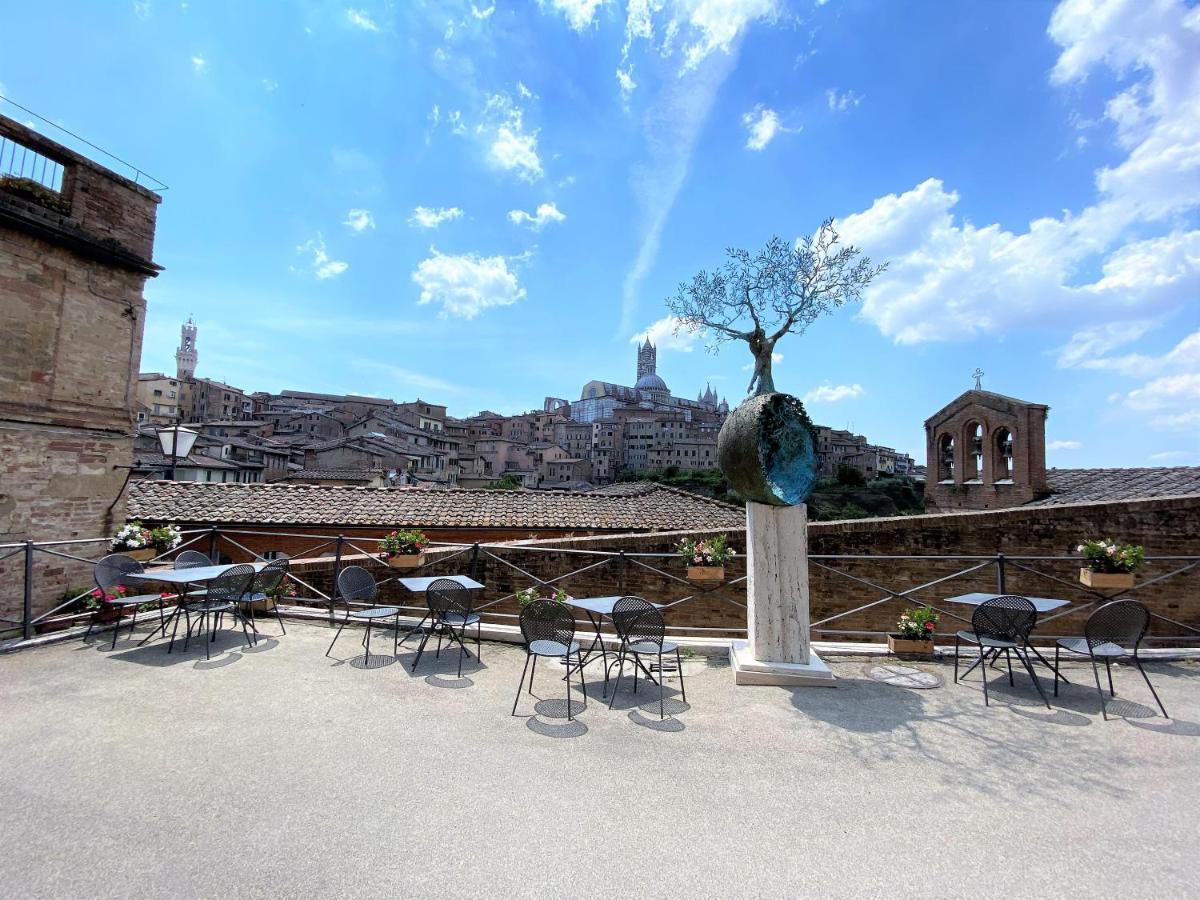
[636,336,656,380]
[175,316,197,380]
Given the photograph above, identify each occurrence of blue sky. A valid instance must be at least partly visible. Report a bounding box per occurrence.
[2,0,1197,466]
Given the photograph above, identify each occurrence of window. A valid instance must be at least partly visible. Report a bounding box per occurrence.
[965,422,984,481]
[938,434,955,482]
[993,428,1014,481]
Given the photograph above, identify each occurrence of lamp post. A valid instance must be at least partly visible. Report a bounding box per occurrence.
[155,425,199,480]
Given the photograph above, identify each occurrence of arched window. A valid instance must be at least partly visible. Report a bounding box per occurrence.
[993,428,1014,481]
[965,421,984,481]
[938,434,955,482]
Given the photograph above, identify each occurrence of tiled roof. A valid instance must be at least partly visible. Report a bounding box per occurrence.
[127,480,744,531]
[285,468,380,482]
[1034,467,1200,506]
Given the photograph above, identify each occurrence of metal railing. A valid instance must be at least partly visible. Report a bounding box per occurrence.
[2,527,1198,646]
[0,135,65,192]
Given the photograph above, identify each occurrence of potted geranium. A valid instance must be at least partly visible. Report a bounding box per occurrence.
[679,534,736,583]
[888,605,938,656]
[516,586,569,607]
[1078,538,1144,589]
[378,529,429,569]
[112,521,155,562]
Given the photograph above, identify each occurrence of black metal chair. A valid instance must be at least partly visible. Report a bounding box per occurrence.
[954,595,1050,708]
[83,554,164,650]
[237,558,290,641]
[174,550,213,569]
[171,564,256,660]
[412,578,481,677]
[325,566,400,659]
[1055,599,1168,720]
[512,599,586,720]
[607,596,685,720]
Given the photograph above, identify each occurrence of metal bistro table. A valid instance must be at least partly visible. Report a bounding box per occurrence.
[127,562,268,645]
[565,595,665,696]
[944,592,1071,682]
[396,574,485,648]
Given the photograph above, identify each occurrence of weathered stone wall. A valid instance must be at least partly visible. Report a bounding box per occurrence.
[0,114,160,630]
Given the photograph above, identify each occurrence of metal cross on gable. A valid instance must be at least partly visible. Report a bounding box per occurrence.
[972,368,984,390]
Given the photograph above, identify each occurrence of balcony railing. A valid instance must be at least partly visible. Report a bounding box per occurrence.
[2,527,1198,648]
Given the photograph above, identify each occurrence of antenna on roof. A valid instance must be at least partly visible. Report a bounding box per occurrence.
[973,368,984,390]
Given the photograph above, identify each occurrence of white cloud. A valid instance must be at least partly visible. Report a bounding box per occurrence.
[408,206,463,229]
[1047,440,1083,450]
[296,234,348,280]
[343,209,375,233]
[539,0,608,31]
[631,316,701,352]
[134,1,151,18]
[826,88,862,111]
[448,109,466,135]
[345,8,379,31]
[616,66,636,98]
[471,3,496,19]
[481,93,543,181]
[1149,450,1194,462]
[838,0,1200,356]
[1120,372,1200,429]
[742,104,793,150]
[508,202,566,230]
[802,382,863,404]
[351,360,462,395]
[191,55,207,73]
[678,0,780,71]
[261,78,278,92]
[412,250,525,318]
[517,81,534,100]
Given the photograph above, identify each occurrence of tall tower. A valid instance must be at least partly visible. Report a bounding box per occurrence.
[636,336,656,380]
[176,316,197,380]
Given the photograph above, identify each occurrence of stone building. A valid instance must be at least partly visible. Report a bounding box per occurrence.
[0,114,161,623]
[924,389,1049,511]
[135,373,181,425]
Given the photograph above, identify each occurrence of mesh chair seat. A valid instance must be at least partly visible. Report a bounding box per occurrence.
[955,629,1018,649]
[102,592,160,608]
[350,606,400,619]
[628,638,679,655]
[441,611,480,627]
[1056,637,1126,657]
[186,598,236,613]
[529,638,580,657]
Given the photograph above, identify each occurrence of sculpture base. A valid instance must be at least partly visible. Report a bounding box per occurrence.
[729,639,837,687]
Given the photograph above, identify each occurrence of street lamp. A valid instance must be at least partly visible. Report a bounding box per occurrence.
[155,425,199,480]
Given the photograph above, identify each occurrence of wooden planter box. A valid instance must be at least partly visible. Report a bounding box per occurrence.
[383,553,425,570]
[125,548,156,562]
[888,635,935,656]
[1079,568,1135,590]
[687,566,725,583]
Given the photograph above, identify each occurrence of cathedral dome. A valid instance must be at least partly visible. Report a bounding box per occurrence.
[635,372,669,393]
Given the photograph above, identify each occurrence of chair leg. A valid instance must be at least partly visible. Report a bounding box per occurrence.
[394,613,400,656]
[953,635,960,683]
[1105,658,1115,696]
[1005,648,1014,686]
[607,650,625,710]
[1133,654,1168,719]
[676,647,687,703]
[659,651,665,720]
[325,618,349,657]
[512,652,532,717]
[365,619,373,658]
[577,649,587,711]
[528,654,537,694]
[457,627,466,678]
[566,652,574,722]
[110,610,121,651]
[1016,648,1051,710]
[274,601,287,636]
[979,645,989,706]
[411,626,433,672]
[1054,645,1060,697]
[1089,654,1108,720]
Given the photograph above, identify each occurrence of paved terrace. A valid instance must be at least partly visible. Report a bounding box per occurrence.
[1,623,1197,898]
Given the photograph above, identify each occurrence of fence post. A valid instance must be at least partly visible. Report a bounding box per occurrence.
[996,553,1007,594]
[22,541,34,641]
[331,536,343,625]
[618,549,627,595]
[468,542,480,581]
[207,526,218,562]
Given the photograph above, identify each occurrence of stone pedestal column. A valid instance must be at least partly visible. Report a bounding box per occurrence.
[730,502,836,686]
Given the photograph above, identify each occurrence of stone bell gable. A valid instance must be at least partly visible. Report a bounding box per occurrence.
[924,390,1049,511]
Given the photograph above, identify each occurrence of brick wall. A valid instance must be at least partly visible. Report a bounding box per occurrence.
[0,113,160,631]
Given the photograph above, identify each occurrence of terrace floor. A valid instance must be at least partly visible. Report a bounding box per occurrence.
[1,621,1198,898]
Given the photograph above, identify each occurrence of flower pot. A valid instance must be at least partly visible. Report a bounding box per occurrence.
[687,566,725,583]
[36,612,92,634]
[249,597,277,614]
[1079,568,1135,590]
[383,553,425,569]
[888,635,935,656]
[124,548,156,562]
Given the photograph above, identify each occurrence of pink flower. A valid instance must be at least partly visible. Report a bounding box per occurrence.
[91,589,103,598]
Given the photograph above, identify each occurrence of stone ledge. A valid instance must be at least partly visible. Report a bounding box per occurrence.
[730,639,837,687]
